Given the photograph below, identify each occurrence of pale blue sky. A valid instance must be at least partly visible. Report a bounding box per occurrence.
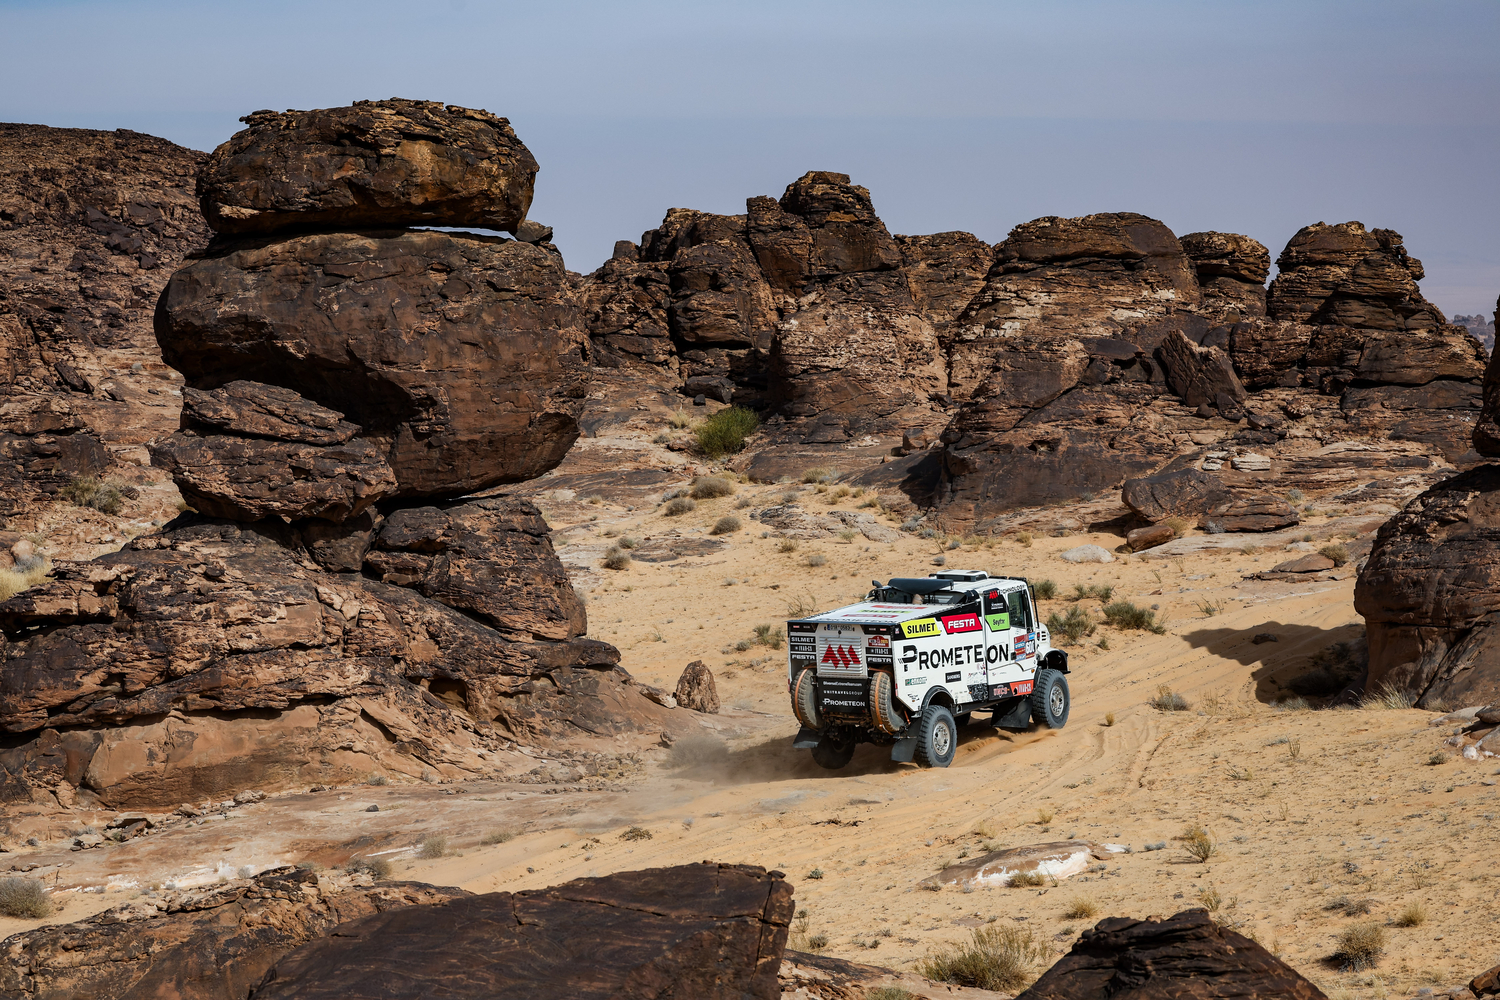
[3,0,1496,315]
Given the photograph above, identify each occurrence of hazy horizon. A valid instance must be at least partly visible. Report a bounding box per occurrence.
[3,0,1495,317]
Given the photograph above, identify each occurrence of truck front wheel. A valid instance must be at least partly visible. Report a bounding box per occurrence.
[811,737,855,769]
[1030,669,1070,728]
[914,704,957,768]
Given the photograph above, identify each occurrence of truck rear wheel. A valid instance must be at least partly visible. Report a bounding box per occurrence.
[1030,669,1070,729]
[914,704,957,768]
[791,668,820,731]
[811,737,855,769]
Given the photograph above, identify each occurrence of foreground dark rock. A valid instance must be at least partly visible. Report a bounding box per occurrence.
[156,229,588,500]
[1017,908,1327,1000]
[251,863,793,999]
[0,509,652,807]
[1355,463,1500,708]
[198,99,538,235]
[0,869,465,1000]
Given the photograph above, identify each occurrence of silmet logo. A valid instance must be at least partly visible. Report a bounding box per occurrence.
[821,644,862,667]
[901,618,940,639]
[941,613,981,635]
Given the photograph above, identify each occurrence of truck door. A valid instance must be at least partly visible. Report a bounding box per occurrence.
[982,589,1015,685]
[1006,589,1037,669]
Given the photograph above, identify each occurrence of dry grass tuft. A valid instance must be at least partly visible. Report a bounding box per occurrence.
[1148,684,1189,711]
[417,835,448,859]
[1181,824,1216,863]
[918,924,1044,992]
[1332,922,1386,971]
[480,830,516,846]
[1394,901,1427,927]
[710,515,742,535]
[690,476,735,499]
[0,878,51,918]
[1318,542,1349,567]
[1062,897,1100,919]
[344,856,393,879]
[601,547,632,570]
[1007,870,1046,888]
[0,560,51,601]
[663,497,697,516]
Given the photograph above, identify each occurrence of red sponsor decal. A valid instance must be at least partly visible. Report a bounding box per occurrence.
[821,644,862,667]
[1011,679,1034,696]
[941,613,981,635]
[866,635,890,647]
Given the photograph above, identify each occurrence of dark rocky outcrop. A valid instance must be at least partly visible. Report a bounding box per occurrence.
[674,660,720,714]
[1179,231,1269,323]
[0,869,466,1000]
[1017,908,1327,1000]
[0,511,651,807]
[1476,295,1500,456]
[1354,464,1500,708]
[156,229,588,500]
[251,863,793,1000]
[1122,468,1298,533]
[1156,328,1247,419]
[198,99,538,235]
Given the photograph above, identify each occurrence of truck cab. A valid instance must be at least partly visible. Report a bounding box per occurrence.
[787,570,1070,769]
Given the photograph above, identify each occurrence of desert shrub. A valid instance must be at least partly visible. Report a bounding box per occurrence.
[752,623,784,649]
[1035,808,1054,825]
[366,773,388,786]
[601,547,632,570]
[710,515,742,535]
[806,553,827,567]
[417,835,448,859]
[1164,516,1192,537]
[1032,579,1057,600]
[481,830,516,846]
[736,496,754,509]
[918,924,1043,992]
[0,560,50,601]
[801,466,834,484]
[1333,922,1386,971]
[344,856,393,879]
[786,593,817,617]
[1062,897,1100,919]
[620,826,652,841]
[1394,901,1427,927]
[668,409,693,429]
[778,539,799,553]
[61,476,126,515]
[1149,684,1189,711]
[1362,682,1414,710]
[837,528,857,541]
[1103,601,1167,633]
[663,497,696,516]
[0,878,50,918]
[1071,583,1114,602]
[1103,711,1115,727]
[690,476,735,499]
[1006,870,1046,887]
[1325,894,1374,916]
[1015,531,1033,547]
[1319,542,1349,567]
[1181,824,1216,863]
[694,406,759,457]
[931,555,946,567]
[866,989,915,1000]
[1046,606,1096,644]
[617,536,640,549]
[1196,884,1222,911]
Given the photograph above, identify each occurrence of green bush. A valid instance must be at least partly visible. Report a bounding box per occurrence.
[1032,579,1056,600]
[1319,542,1349,567]
[695,407,759,458]
[61,476,126,515]
[1071,583,1114,602]
[1046,606,1096,644]
[1102,601,1167,633]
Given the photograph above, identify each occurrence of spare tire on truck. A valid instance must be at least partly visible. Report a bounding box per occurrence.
[791,667,820,731]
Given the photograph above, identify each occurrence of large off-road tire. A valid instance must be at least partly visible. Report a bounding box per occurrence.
[791,668,820,731]
[914,703,957,768]
[870,671,906,734]
[811,737,855,769]
[1030,668,1070,729]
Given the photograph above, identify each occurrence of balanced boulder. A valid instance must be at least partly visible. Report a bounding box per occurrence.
[197,99,538,235]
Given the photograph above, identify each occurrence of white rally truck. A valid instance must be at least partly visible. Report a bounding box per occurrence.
[786,570,1069,769]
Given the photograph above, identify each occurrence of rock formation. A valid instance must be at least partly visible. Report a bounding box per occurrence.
[0,102,659,809]
[1354,295,1500,707]
[0,868,465,1000]
[0,124,209,525]
[197,99,538,235]
[249,863,793,999]
[1016,908,1327,1000]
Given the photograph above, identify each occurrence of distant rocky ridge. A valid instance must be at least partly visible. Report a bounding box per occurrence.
[1454,312,1496,352]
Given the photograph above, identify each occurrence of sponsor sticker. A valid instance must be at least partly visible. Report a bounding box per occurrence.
[941,613,981,635]
[866,635,890,647]
[901,617,941,639]
[944,671,962,683]
[821,644,862,667]
[1011,679,1034,696]
[904,676,927,686]
[984,612,1010,631]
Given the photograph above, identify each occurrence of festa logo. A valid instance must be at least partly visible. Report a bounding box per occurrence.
[941,613,981,635]
[901,617,941,639]
[821,644,862,667]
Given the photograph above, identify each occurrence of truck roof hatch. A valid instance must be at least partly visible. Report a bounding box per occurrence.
[886,577,953,595]
[932,570,987,582]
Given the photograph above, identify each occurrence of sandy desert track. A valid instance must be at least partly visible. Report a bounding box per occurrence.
[4,475,1495,999]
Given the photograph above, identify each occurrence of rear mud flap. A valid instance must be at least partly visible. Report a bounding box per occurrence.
[792,727,821,749]
[890,736,918,763]
[993,698,1032,731]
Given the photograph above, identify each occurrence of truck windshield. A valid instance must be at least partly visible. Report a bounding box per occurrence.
[1005,590,1032,629]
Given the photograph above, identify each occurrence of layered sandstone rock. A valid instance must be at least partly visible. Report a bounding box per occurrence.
[251,863,792,1000]
[1354,464,1500,708]
[156,229,588,500]
[1016,908,1327,1000]
[1179,231,1270,323]
[198,99,538,235]
[0,869,466,1000]
[0,510,653,807]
